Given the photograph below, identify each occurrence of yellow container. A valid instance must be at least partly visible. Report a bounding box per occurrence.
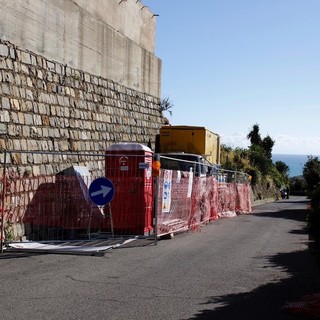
[159,125,220,164]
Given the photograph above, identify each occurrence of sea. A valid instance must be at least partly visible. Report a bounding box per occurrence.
[272,154,320,177]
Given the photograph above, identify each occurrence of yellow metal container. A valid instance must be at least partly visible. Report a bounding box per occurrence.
[159,125,220,164]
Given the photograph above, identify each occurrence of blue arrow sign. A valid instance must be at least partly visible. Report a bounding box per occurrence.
[89,177,115,206]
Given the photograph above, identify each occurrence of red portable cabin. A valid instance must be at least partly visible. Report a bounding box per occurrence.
[105,143,154,236]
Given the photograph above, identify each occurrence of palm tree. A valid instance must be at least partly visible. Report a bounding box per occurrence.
[160,97,173,116]
[247,123,262,146]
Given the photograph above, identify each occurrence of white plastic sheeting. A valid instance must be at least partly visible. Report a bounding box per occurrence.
[6,238,137,255]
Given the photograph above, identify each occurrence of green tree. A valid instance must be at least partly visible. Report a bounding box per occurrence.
[303,156,320,235]
[303,156,320,194]
[261,135,275,159]
[290,176,305,194]
[249,144,272,175]
[221,124,289,201]
[247,124,274,158]
[247,123,262,146]
[275,161,290,177]
[247,124,274,176]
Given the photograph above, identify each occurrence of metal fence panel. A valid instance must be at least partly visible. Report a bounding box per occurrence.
[156,170,192,236]
[0,150,253,251]
[155,156,253,236]
[0,151,155,251]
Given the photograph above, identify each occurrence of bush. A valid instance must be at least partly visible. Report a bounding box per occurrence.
[303,156,320,235]
[289,176,305,195]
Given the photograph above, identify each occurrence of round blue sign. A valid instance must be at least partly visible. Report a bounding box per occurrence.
[89,177,115,206]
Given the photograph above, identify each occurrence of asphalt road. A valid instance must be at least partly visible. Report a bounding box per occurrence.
[1,196,320,320]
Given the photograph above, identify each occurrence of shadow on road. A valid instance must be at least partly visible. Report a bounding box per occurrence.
[188,250,320,320]
[186,244,320,320]
[187,197,320,320]
[252,197,309,223]
[253,208,307,222]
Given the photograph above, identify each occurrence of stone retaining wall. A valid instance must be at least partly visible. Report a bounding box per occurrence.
[0,40,164,176]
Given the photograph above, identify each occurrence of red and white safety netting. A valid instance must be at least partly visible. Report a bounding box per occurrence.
[156,170,252,236]
[0,166,252,242]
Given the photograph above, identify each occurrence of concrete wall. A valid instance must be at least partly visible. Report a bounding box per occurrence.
[73,0,156,53]
[0,0,161,97]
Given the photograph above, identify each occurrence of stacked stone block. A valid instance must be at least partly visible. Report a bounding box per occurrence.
[0,40,164,176]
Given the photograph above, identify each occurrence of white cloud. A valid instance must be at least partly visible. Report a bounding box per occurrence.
[221,132,248,149]
[221,133,320,155]
[273,135,320,155]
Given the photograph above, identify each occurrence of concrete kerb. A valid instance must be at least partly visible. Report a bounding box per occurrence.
[252,198,277,207]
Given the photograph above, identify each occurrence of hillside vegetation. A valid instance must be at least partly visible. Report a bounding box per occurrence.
[220,124,290,201]
[303,156,320,237]
[221,126,320,239]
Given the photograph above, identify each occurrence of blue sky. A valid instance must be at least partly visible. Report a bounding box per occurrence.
[142,0,320,155]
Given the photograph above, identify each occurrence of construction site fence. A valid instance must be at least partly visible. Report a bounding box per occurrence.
[156,168,252,237]
[0,150,252,251]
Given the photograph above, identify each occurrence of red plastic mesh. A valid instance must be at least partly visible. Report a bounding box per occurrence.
[156,170,252,236]
[0,166,253,241]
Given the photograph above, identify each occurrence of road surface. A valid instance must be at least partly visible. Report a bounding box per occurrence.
[0,196,319,319]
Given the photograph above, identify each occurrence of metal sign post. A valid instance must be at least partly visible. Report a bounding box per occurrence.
[89,177,115,238]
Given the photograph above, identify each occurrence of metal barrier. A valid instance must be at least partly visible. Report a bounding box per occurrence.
[0,150,252,252]
[155,156,252,236]
[0,150,155,252]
